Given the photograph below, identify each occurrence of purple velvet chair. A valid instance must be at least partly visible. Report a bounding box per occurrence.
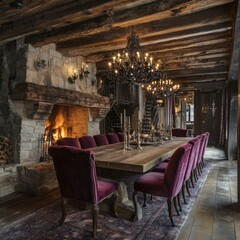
[117,132,124,142]
[181,136,202,201]
[172,128,189,137]
[93,134,109,146]
[56,137,81,148]
[201,132,210,166]
[195,134,207,175]
[132,143,192,226]
[106,133,120,144]
[79,135,97,149]
[49,145,119,238]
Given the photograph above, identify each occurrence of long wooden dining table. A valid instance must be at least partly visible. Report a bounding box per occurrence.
[90,137,192,221]
[91,137,191,173]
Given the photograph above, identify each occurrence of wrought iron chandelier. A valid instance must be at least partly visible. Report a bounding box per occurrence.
[107,27,160,85]
[142,64,180,98]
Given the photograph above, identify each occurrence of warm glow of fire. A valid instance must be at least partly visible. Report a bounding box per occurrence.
[45,105,89,143]
[45,109,66,141]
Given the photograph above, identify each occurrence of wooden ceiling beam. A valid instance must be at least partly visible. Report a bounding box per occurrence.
[0,0,150,43]
[56,4,232,52]
[167,65,228,77]
[86,39,231,63]
[172,73,227,81]
[96,56,230,73]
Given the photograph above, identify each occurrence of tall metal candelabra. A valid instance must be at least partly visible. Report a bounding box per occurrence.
[126,117,132,150]
[158,128,164,145]
[169,123,174,140]
[123,117,131,150]
[136,119,142,150]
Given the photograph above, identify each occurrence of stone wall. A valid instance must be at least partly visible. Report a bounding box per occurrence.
[24,43,98,94]
[0,40,101,165]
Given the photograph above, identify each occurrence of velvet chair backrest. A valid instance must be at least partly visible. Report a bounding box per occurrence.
[56,137,81,149]
[164,143,192,197]
[185,136,202,180]
[196,133,207,164]
[49,145,98,204]
[117,132,124,142]
[172,128,188,137]
[93,134,109,146]
[79,135,97,149]
[202,132,210,156]
[106,133,120,144]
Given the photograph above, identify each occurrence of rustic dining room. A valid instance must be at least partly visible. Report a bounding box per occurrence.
[0,0,240,239]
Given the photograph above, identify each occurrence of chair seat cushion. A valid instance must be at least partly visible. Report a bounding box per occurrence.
[152,162,168,173]
[93,134,109,146]
[56,137,81,148]
[134,172,169,197]
[97,177,118,202]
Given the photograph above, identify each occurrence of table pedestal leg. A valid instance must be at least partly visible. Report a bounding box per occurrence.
[117,182,142,221]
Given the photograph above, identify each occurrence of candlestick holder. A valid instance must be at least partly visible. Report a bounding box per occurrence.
[126,118,132,150]
[158,129,164,145]
[169,123,174,140]
[136,119,142,150]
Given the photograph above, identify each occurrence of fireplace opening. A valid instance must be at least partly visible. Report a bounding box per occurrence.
[45,104,89,143]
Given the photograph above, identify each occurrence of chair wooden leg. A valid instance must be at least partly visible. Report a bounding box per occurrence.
[190,173,195,188]
[173,196,180,216]
[112,192,118,217]
[186,180,191,197]
[92,204,99,239]
[177,193,182,211]
[182,182,187,204]
[60,198,67,225]
[194,169,198,182]
[197,165,201,175]
[143,192,147,207]
[167,198,175,227]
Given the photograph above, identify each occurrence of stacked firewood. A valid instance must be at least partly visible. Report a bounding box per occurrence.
[0,136,12,166]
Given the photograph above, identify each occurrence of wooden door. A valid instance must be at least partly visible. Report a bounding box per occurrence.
[194,91,222,146]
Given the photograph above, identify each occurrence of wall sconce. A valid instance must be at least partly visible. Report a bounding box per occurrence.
[201,99,217,117]
[68,70,78,84]
[67,63,90,84]
[34,60,48,71]
[79,64,90,80]
[210,99,217,117]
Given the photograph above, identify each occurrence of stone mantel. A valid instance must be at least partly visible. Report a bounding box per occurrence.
[12,82,110,109]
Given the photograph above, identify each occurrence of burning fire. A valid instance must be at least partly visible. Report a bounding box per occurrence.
[45,109,66,142]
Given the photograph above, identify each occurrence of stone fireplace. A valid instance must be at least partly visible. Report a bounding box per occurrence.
[45,104,89,141]
[0,41,110,197]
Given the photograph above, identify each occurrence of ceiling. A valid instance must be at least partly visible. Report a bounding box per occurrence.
[0,0,237,90]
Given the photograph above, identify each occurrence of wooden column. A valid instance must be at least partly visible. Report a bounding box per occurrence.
[238,66,240,210]
[228,81,238,160]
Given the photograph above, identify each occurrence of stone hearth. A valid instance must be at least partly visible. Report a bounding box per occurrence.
[0,42,110,197]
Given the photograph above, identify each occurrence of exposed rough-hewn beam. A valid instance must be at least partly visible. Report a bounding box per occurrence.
[57,4,232,53]
[167,65,228,77]
[172,73,228,81]
[87,39,231,64]
[0,0,150,43]
[25,0,234,47]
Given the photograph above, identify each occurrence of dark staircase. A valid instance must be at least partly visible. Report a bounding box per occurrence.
[141,99,153,134]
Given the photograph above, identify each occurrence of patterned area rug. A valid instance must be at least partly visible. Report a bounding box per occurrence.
[0,161,211,240]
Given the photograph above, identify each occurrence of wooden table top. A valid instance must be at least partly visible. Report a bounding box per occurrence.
[90,137,191,173]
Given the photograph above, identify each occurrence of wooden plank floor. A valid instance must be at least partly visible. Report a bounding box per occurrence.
[178,147,240,240]
[0,188,60,228]
[0,147,239,240]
